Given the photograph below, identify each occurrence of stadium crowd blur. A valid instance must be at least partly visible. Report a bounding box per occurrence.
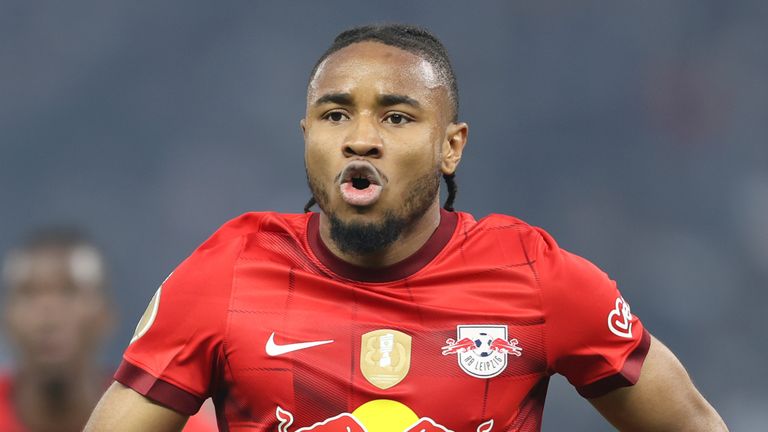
[0,228,216,431]
[0,2,765,430]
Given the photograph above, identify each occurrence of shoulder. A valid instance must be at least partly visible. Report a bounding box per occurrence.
[0,373,11,399]
[173,210,309,274]
[162,212,308,298]
[0,373,21,430]
[0,372,10,387]
[459,212,558,255]
[200,211,309,249]
[190,211,310,261]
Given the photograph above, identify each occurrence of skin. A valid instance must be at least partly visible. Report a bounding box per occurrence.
[4,245,114,432]
[303,41,467,267]
[85,41,727,431]
[591,337,727,431]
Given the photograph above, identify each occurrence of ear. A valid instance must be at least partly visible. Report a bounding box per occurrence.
[440,122,468,175]
[300,118,307,137]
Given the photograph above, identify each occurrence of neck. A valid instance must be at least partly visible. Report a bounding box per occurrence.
[13,364,102,432]
[319,199,442,268]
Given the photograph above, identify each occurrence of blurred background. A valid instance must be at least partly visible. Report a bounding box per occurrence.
[1,1,765,430]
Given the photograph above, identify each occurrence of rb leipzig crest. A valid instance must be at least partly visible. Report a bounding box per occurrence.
[442,325,522,378]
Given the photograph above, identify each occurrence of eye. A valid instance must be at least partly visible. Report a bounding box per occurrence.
[322,111,349,123]
[383,113,412,125]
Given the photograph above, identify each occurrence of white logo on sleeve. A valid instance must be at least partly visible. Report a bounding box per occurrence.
[130,286,162,344]
[607,296,633,339]
[130,272,172,344]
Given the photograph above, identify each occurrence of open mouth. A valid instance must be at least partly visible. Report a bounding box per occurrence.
[338,161,384,207]
[351,177,371,190]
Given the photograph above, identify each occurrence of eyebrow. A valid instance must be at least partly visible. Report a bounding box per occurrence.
[312,92,422,109]
[313,92,353,107]
[378,94,421,109]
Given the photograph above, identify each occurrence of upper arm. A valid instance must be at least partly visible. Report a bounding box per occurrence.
[529,228,726,429]
[533,229,649,396]
[114,231,242,413]
[85,382,188,432]
[589,335,728,432]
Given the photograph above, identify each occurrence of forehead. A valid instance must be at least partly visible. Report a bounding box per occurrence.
[309,41,445,101]
[3,246,104,293]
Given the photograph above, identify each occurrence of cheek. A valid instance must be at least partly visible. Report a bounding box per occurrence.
[5,311,29,340]
[305,134,338,178]
[73,297,106,323]
[6,303,35,329]
[392,131,441,173]
[62,302,106,343]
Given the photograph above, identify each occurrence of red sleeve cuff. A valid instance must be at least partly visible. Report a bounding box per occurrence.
[576,328,651,399]
[114,360,205,416]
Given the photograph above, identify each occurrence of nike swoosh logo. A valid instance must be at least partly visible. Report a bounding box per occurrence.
[265,332,334,356]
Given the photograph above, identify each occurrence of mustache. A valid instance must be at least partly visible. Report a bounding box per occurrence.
[334,161,388,185]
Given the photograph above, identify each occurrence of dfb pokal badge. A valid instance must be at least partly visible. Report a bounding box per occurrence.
[442,325,522,378]
[360,329,412,389]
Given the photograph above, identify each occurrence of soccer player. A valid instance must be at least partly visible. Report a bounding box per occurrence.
[86,25,727,431]
[1,228,216,432]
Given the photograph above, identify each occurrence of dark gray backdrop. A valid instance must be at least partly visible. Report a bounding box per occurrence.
[1,1,766,430]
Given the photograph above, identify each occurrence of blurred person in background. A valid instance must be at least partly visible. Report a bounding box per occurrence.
[0,227,216,432]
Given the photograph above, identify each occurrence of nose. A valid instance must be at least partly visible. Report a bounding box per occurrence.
[342,116,382,158]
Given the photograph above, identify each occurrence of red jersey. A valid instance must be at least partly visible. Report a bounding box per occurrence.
[116,210,649,432]
[0,375,24,432]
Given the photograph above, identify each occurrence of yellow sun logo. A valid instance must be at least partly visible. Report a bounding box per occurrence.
[352,400,420,431]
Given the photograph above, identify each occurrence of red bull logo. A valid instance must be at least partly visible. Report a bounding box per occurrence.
[441,325,522,378]
[276,400,494,432]
[440,337,476,355]
[489,337,523,355]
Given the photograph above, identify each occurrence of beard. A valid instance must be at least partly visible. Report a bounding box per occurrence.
[307,169,441,256]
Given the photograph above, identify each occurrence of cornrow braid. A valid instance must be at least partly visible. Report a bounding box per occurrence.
[442,173,458,211]
[304,197,316,213]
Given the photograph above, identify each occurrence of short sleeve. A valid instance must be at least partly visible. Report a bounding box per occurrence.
[114,232,243,415]
[532,228,650,398]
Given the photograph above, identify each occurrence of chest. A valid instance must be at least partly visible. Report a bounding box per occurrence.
[217,261,548,431]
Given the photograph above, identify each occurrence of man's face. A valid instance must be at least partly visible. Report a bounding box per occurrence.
[3,246,111,373]
[303,42,457,251]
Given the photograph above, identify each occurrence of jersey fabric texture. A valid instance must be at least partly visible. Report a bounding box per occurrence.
[116,210,650,432]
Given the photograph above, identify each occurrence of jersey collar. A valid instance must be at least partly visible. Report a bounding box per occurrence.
[307,209,457,283]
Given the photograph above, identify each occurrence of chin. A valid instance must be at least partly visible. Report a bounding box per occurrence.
[341,205,405,228]
[328,207,406,255]
[30,357,77,374]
